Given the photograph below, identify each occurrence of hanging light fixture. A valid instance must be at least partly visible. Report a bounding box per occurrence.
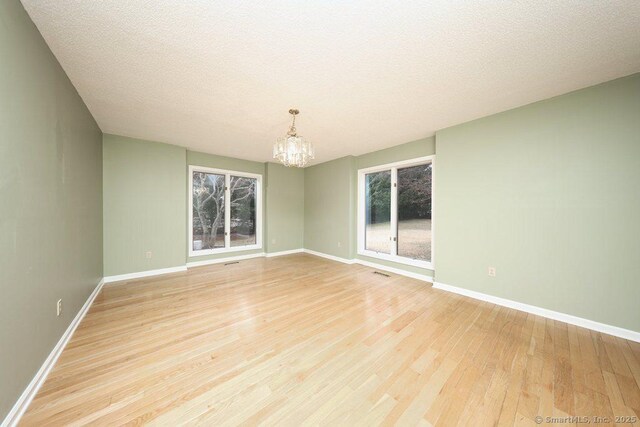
[273,109,314,167]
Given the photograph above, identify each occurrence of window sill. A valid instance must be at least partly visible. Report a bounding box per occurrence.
[189,244,262,258]
[357,250,433,270]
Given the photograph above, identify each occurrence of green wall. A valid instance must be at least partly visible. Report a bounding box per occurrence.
[435,73,640,332]
[104,133,434,273]
[103,143,306,272]
[265,163,305,252]
[302,137,436,278]
[103,135,186,276]
[304,156,357,259]
[0,0,103,418]
[355,136,435,169]
[187,150,264,175]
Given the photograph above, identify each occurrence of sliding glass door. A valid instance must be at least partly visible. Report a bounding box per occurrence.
[358,157,433,268]
[189,166,262,256]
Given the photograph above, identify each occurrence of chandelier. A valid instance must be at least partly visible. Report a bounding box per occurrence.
[273,109,314,167]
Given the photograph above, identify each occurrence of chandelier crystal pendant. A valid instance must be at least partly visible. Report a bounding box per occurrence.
[273,109,314,168]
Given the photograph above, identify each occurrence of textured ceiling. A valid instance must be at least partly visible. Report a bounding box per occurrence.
[21,0,640,164]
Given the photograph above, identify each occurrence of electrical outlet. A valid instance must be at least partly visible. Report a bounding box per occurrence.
[145,251,153,259]
[337,241,342,248]
[271,238,276,245]
[56,299,63,317]
[488,267,496,277]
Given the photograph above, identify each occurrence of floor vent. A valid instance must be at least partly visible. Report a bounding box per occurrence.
[224,261,240,266]
[373,271,391,277]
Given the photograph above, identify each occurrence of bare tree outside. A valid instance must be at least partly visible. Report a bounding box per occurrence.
[230,176,256,246]
[192,172,257,251]
[192,172,225,250]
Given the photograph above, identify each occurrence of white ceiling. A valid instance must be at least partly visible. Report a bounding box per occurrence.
[22,0,640,164]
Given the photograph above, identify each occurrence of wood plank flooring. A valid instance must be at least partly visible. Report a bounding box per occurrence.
[21,254,640,426]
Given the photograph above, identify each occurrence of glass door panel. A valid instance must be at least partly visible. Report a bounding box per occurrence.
[397,164,432,261]
[192,172,225,250]
[365,170,391,254]
[230,176,257,247]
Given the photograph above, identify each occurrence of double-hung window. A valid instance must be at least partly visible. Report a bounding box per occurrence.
[357,156,434,269]
[189,166,262,256]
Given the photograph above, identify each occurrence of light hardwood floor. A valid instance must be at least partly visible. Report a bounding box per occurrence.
[21,254,640,426]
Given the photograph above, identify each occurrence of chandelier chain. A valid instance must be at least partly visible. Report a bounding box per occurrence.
[288,109,297,136]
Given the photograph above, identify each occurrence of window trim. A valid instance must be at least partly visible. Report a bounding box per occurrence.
[357,155,434,270]
[188,165,262,257]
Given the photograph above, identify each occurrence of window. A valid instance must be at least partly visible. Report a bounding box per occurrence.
[189,166,262,256]
[358,156,433,269]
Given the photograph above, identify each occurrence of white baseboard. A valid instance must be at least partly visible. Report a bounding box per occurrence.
[433,281,640,343]
[302,249,433,282]
[265,249,304,258]
[103,265,187,283]
[303,249,356,264]
[186,252,265,268]
[105,251,303,282]
[355,259,433,282]
[1,278,105,427]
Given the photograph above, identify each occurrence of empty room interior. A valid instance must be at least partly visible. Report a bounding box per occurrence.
[2,0,640,425]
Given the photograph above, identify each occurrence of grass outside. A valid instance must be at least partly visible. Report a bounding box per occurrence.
[365,219,431,261]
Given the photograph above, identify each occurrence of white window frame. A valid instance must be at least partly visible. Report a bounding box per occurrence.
[188,165,262,257]
[357,155,434,270]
